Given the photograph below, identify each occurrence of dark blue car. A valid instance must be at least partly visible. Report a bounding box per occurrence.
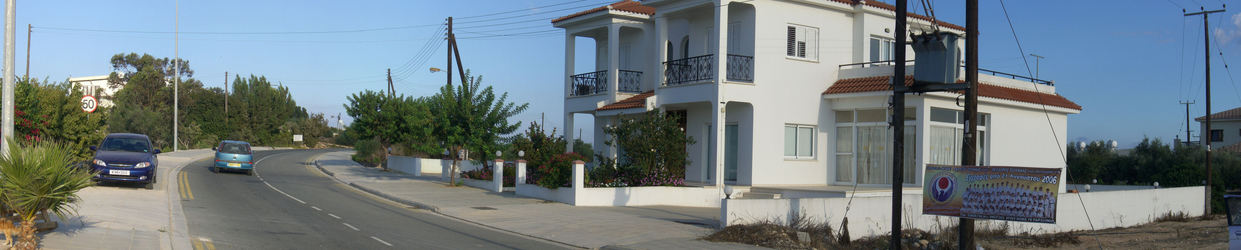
[212,140,254,175]
[90,133,161,189]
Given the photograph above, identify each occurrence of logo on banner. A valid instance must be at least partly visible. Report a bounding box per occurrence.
[930,172,956,203]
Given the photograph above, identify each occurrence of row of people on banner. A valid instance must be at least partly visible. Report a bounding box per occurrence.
[961,181,1056,220]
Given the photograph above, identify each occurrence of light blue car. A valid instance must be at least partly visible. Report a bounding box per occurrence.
[212,140,254,175]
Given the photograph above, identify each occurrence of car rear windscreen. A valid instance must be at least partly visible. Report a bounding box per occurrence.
[220,143,251,154]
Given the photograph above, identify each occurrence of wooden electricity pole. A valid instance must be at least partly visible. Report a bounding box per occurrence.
[959,0,980,248]
[1182,100,1195,143]
[24,23,28,79]
[224,71,229,127]
[387,68,394,97]
[890,0,908,249]
[1186,7,1224,215]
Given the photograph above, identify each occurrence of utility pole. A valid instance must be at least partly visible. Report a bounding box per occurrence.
[1029,53,1044,79]
[23,23,28,79]
[1182,100,1195,143]
[890,0,908,249]
[224,71,229,127]
[960,0,980,248]
[173,0,180,151]
[447,17,453,89]
[2,0,15,153]
[387,68,394,97]
[1186,6,1224,215]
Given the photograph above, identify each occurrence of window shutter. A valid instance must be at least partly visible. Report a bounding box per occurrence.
[870,38,880,62]
[795,26,808,58]
[786,26,796,57]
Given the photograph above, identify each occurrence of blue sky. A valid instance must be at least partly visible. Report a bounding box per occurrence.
[11,0,1241,147]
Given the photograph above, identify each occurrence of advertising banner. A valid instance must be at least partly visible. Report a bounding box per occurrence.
[923,164,1061,224]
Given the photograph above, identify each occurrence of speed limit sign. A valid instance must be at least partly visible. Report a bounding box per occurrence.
[81,95,97,113]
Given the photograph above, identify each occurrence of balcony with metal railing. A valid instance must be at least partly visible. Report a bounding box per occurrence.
[618,70,643,93]
[661,54,754,86]
[570,70,608,96]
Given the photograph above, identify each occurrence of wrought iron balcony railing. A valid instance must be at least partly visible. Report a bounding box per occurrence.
[618,70,643,93]
[726,54,754,82]
[663,54,715,86]
[570,70,608,96]
[663,54,756,86]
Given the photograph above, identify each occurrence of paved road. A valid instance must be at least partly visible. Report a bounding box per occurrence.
[179,149,571,250]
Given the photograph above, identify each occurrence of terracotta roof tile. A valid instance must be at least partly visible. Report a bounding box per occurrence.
[597,91,654,111]
[823,75,1083,110]
[1195,106,1241,121]
[552,0,655,23]
[829,0,966,31]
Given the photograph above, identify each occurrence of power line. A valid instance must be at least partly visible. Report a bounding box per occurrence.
[996,1,1103,249]
[457,30,559,39]
[455,0,594,19]
[34,23,444,35]
[453,0,615,25]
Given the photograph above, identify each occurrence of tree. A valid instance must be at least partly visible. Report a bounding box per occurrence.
[430,71,529,185]
[573,139,594,163]
[343,90,436,167]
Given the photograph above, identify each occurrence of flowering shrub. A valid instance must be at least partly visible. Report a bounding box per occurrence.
[459,162,516,187]
[525,152,587,189]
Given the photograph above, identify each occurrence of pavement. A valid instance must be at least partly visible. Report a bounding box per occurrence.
[313,150,768,249]
[41,148,216,250]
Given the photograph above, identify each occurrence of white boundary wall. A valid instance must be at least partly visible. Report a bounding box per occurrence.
[386,156,444,176]
[721,186,1205,239]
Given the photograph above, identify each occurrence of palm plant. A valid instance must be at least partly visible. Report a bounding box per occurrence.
[0,138,94,249]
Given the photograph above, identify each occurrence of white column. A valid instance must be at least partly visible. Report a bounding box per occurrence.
[565,113,575,152]
[573,160,585,189]
[516,160,527,185]
[715,1,730,83]
[565,32,576,97]
[493,159,504,192]
[655,15,668,87]
[714,1,730,188]
[608,24,621,98]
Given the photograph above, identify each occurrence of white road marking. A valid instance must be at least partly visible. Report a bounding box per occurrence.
[343,222,360,231]
[252,152,309,204]
[328,213,340,219]
[311,206,322,211]
[370,236,393,246]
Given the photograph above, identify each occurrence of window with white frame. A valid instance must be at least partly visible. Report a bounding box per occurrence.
[835,108,916,184]
[786,24,819,61]
[784,124,815,159]
[869,37,895,62]
[928,107,989,166]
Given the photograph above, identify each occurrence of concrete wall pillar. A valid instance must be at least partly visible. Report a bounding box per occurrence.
[516,160,527,185]
[573,160,585,190]
[493,159,504,192]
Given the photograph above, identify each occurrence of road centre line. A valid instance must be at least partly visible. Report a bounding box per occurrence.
[342,222,360,231]
[328,213,340,219]
[370,236,393,247]
[251,152,309,204]
[311,206,322,211]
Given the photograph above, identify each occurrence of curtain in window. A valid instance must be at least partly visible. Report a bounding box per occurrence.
[836,127,852,182]
[858,126,887,184]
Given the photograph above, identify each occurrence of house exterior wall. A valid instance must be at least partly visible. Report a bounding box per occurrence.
[558,0,1073,190]
[1200,120,1241,148]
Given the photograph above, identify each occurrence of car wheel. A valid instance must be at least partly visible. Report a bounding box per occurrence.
[144,182,154,190]
[211,167,218,173]
[247,170,255,176]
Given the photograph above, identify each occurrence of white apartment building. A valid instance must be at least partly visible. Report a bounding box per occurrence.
[68,74,124,108]
[555,0,1081,193]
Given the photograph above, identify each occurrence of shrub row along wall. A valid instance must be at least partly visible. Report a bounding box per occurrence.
[514,161,722,207]
[720,186,1205,240]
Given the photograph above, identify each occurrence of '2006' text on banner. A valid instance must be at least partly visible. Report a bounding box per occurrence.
[923,165,1061,224]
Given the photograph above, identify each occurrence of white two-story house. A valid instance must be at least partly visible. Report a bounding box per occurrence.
[555,0,1081,195]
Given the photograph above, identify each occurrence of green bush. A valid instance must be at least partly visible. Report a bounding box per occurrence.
[0,139,94,249]
[353,138,384,167]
